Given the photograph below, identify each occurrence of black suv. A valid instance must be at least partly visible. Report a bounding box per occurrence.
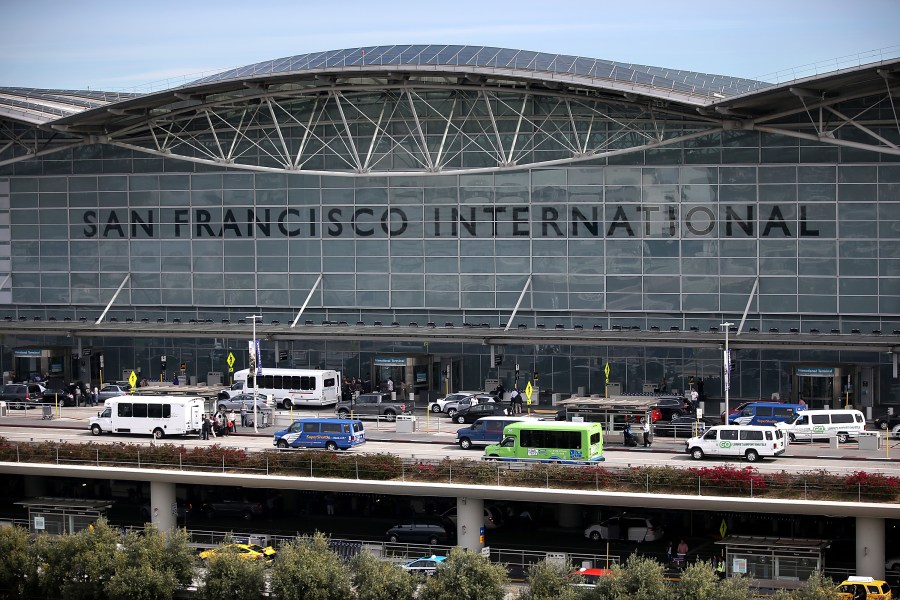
[0,383,46,406]
[386,517,456,545]
[653,396,693,420]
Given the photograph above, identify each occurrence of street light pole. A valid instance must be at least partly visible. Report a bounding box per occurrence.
[720,321,734,423]
[247,314,262,433]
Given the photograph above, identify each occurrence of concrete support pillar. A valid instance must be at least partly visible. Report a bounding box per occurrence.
[557,503,582,528]
[149,481,177,532]
[23,475,45,498]
[856,516,885,579]
[456,496,484,552]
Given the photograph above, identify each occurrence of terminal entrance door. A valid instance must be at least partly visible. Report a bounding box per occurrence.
[793,366,839,409]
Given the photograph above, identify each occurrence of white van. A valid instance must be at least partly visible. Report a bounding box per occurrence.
[776,409,866,443]
[89,395,204,439]
[685,425,786,462]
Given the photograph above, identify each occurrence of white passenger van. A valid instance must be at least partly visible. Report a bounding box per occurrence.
[776,409,866,443]
[685,425,786,462]
[89,395,204,439]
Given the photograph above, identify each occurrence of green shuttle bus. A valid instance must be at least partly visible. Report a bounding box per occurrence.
[483,421,605,463]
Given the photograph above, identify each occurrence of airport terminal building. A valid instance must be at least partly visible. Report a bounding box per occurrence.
[0,45,898,409]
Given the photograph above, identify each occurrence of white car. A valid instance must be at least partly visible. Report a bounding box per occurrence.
[427,391,484,414]
[400,555,446,576]
[584,515,663,543]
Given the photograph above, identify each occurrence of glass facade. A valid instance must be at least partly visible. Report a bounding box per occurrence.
[0,73,898,406]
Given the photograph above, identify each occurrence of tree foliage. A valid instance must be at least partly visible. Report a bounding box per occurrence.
[599,554,672,600]
[349,548,418,600]
[198,543,267,600]
[522,559,585,600]
[0,525,30,597]
[672,560,720,600]
[783,571,835,600]
[418,547,507,600]
[105,525,196,600]
[270,532,352,600]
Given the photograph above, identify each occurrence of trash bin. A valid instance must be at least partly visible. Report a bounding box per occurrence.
[858,430,881,451]
[396,415,417,433]
[41,404,53,420]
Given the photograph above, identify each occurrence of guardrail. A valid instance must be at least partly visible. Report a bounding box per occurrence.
[0,441,897,503]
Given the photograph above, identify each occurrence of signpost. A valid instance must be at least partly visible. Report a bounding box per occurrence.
[604,362,610,397]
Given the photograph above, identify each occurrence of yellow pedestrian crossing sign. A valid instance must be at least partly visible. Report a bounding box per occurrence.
[719,519,727,538]
[525,381,534,404]
[604,362,610,382]
[128,370,137,390]
[226,352,236,367]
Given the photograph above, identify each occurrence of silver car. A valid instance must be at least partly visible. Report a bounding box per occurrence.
[97,383,131,401]
[215,392,270,413]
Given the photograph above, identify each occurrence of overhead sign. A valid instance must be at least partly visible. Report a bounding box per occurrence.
[796,367,835,377]
[14,349,42,357]
[374,357,406,366]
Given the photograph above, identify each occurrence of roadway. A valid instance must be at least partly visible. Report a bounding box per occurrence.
[2,405,900,476]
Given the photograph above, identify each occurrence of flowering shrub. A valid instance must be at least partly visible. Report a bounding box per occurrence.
[0,436,897,503]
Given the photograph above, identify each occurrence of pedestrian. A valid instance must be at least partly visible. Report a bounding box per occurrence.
[715,555,726,579]
[325,493,336,516]
[659,377,668,393]
[386,377,394,393]
[676,539,689,566]
[172,373,179,385]
[642,417,652,447]
[399,381,407,401]
[510,388,520,414]
[91,386,99,406]
[690,387,699,408]
[74,386,82,407]
[665,541,673,564]
[228,409,237,433]
[696,377,705,401]
[240,402,248,428]
[200,414,210,440]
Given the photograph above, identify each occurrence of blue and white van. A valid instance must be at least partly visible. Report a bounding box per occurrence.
[455,416,536,450]
[272,418,365,450]
[727,402,806,426]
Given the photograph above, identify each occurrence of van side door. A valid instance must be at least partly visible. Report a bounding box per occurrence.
[301,421,322,447]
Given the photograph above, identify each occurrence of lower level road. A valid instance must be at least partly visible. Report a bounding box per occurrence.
[1,424,899,477]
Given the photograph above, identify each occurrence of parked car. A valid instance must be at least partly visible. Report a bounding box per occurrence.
[441,505,504,529]
[444,394,500,417]
[428,391,485,414]
[0,383,46,406]
[400,555,446,576]
[216,392,269,413]
[41,387,75,406]
[336,393,410,422]
[450,402,508,424]
[200,498,266,521]
[569,567,614,587]
[652,416,718,438]
[874,414,900,433]
[834,576,892,600]
[385,517,456,545]
[584,515,664,543]
[98,383,131,401]
[652,396,693,420]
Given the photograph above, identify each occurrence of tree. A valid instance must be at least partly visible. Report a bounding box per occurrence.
[714,575,754,600]
[417,547,507,600]
[349,548,417,600]
[600,554,672,600]
[198,544,267,600]
[785,572,835,600]
[270,532,352,600]
[0,525,30,597]
[105,525,195,600]
[521,559,584,600]
[673,560,720,600]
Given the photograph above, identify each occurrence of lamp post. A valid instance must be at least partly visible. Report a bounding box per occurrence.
[720,322,734,423]
[247,314,262,433]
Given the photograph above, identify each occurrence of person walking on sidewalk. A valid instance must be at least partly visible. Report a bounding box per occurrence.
[642,417,652,447]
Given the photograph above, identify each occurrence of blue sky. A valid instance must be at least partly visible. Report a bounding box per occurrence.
[2,0,898,91]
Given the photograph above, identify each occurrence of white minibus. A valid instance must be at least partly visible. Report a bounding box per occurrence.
[233,368,341,409]
[89,395,204,439]
[776,409,866,443]
[685,425,786,462]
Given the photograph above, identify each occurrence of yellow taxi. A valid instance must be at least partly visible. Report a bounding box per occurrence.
[835,576,892,600]
[199,543,276,561]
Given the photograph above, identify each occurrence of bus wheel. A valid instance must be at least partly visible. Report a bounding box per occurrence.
[276,440,288,449]
[91,424,102,436]
[152,428,165,440]
[690,447,704,460]
[281,398,293,410]
[745,449,759,462]
[325,441,338,451]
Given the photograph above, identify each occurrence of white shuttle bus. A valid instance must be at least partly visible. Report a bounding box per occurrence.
[233,368,341,409]
[89,395,204,439]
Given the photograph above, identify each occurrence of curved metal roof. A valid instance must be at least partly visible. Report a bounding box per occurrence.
[191,44,770,99]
